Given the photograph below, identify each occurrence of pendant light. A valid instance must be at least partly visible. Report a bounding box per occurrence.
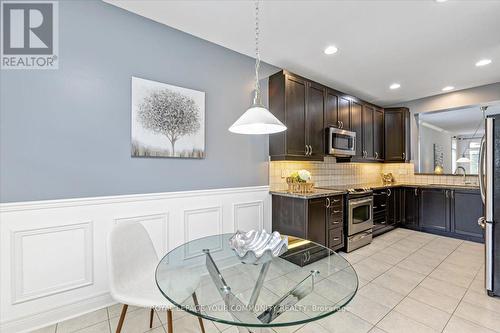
[229,1,286,135]
[456,154,471,163]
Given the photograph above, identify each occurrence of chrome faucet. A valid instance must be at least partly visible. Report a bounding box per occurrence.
[454,166,467,183]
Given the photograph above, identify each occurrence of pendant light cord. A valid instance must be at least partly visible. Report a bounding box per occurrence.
[459,107,487,157]
[253,0,262,106]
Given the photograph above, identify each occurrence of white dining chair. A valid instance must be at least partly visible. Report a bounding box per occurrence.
[106,222,206,333]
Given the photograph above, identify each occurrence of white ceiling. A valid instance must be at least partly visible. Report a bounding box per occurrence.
[105,0,500,106]
[419,105,499,135]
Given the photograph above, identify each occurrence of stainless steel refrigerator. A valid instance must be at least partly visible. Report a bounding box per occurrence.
[478,115,499,297]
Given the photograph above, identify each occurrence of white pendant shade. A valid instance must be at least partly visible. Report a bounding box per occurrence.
[456,156,471,163]
[229,105,287,135]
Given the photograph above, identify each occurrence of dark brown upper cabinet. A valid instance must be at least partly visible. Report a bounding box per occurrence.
[384,107,411,162]
[362,104,374,160]
[269,70,408,163]
[269,70,324,161]
[349,102,383,162]
[307,82,325,159]
[325,88,352,131]
[373,107,384,161]
[338,96,351,130]
[350,100,363,158]
[325,89,339,128]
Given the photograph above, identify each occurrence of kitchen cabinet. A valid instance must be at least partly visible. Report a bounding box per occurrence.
[373,107,384,161]
[350,100,363,158]
[397,186,484,242]
[269,69,405,163]
[451,190,484,241]
[384,107,410,162]
[372,189,389,236]
[362,104,375,159]
[419,188,450,232]
[271,194,345,251]
[269,71,325,161]
[338,96,351,130]
[307,197,328,246]
[349,103,384,162]
[307,82,325,159]
[403,187,419,229]
[387,188,402,225]
[324,89,339,128]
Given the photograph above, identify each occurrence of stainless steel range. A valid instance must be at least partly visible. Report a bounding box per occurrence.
[318,187,374,252]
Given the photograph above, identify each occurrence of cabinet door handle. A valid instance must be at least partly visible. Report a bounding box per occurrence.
[375,152,379,159]
[305,145,309,156]
[333,199,340,203]
[451,191,454,199]
[381,204,386,207]
[333,238,340,241]
[340,121,344,129]
[309,145,313,155]
[332,221,340,225]
[402,152,406,160]
[326,197,331,208]
[387,189,392,197]
[337,120,341,128]
[333,210,341,213]
[414,188,418,196]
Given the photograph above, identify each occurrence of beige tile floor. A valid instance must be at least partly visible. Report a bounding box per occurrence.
[30,229,500,333]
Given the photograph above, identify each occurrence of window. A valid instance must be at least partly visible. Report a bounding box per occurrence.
[469,140,480,174]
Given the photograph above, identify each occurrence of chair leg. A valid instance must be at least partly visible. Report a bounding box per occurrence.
[192,293,206,333]
[116,304,128,333]
[166,309,173,333]
[149,308,154,328]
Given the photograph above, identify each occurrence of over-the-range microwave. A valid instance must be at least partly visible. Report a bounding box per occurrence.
[327,127,356,157]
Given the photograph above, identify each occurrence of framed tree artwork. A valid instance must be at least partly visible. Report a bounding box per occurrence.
[131,77,205,158]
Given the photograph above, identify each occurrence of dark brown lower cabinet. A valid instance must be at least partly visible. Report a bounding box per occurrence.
[397,187,484,243]
[387,188,402,225]
[272,194,344,251]
[451,190,484,241]
[419,189,450,232]
[307,197,328,246]
[403,187,419,229]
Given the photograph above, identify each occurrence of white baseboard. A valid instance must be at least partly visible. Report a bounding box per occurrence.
[0,185,271,332]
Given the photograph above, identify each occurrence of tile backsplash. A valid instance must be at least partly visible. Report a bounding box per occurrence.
[269,157,479,191]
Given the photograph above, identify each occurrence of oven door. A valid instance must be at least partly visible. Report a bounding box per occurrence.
[348,197,373,235]
[328,127,356,156]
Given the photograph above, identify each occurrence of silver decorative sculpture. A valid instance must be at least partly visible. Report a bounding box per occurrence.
[229,230,288,264]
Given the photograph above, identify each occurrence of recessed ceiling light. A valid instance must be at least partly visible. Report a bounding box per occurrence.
[435,0,448,3]
[442,86,454,91]
[324,46,338,55]
[390,83,401,90]
[476,59,492,67]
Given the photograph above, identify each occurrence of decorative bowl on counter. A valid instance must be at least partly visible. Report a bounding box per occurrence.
[286,178,314,193]
[228,230,288,265]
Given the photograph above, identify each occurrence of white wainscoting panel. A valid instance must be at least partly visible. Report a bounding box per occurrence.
[11,222,94,305]
[0,186,270,333]
[114,213,169,258]
[233,200,264,232]
[183,206,223,259]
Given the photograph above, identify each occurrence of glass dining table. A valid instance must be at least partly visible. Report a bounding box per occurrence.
[155,233,358,332]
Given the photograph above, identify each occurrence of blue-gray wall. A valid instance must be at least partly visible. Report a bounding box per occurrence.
[0,0,279,203]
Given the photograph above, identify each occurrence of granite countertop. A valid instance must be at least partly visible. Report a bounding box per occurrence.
[364,183,479,191]
[270,183,479,199]
[269,188,347,199]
